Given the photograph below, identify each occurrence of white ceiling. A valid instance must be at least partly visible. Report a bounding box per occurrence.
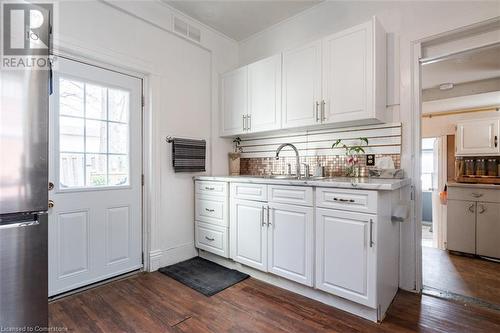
[164,0,322,41]
[422,91,500,114]
[422,45,500,89]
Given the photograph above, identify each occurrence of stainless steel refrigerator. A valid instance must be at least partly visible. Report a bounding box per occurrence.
[0,6,50,328]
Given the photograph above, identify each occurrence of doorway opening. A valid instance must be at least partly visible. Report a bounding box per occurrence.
[419,43,500,307]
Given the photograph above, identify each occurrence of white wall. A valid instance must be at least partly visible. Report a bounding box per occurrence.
[238,0,500,291]
[55,0,238,270]
[422,110,500,138]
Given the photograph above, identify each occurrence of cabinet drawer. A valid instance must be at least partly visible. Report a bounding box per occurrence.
[268,185,313,206]
[195,196,228,226]
[231,183,267,201]
[316,187,377,214]
[448,187,500,203]
[195,221,228,258]
[196,181,228,197]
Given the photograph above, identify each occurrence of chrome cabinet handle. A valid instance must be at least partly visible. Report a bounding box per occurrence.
[261,205,266,227]
[321,100,326,121]
[315,101,320,122]
[205,236,215,241]
[478,204,486,214]
[471,193,483,198]
[0,220,39,230]
[205,208,215,213]
[369,219,374,247]
[333,197,355,203]
[247,114,251,131]
[468,203,475,213]
[242,115,247,131]
[495,135,498,148]
[267,205,272,227]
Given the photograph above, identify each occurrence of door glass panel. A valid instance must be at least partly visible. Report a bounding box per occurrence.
[59,78,84,117]
[60,153,84,188]
[59,116,84,152]
[86,119,107,153]
[58,77,131,189]
[85,84,107,120]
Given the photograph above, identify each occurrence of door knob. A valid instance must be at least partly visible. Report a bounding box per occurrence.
[48,182,54,191]
[48,200,54,208]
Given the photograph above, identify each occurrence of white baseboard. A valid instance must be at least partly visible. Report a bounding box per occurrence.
[148,242,198,272]
[199,250,379,322]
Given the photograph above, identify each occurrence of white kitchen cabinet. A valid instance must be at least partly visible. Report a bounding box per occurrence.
[248,54,282,133]
[322,18,386,126]
[267,203,314,286]
[282,40,322,128]
[455,118,500,156]
[446,200,476,254]
[476,202,500,259]
[220,66,248,136]
[315,208,376,308]
[230,198,267,271]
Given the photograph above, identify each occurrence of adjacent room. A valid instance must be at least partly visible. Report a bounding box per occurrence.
[1,1,499,332]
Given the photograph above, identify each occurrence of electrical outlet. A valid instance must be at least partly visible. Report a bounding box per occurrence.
[366,154,375,166]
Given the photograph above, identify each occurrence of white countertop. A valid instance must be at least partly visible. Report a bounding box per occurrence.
[194,175,410,191]
[447,181,500,190]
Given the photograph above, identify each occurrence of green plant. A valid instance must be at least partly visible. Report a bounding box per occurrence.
[332,137,369,177]
[232,136,242,153]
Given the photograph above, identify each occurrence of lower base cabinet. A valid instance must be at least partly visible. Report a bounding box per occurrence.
[476,202,500,258]
[446,200,476,254]
[315,208,376,308]
[195,221,228,258]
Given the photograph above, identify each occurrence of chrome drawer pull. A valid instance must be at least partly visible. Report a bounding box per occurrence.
[205,236,215,241]
[205,208,215,213]
[333,197,355,203]
[468,203,475,213]
[204,186,215,191]
[478,204,486,214]
[471,193,483,198]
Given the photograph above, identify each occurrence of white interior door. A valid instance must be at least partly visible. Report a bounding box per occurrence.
[48,57,142,296]
[432,137,447,250]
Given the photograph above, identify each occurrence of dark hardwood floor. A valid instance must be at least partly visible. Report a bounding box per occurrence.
[49,272,500,332]
[423,246,500,306]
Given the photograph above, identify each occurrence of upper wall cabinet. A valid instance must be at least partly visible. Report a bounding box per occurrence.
[282,40,322,128]
[322,18,386,126]
[220,17,386,137]
[455,118,500,156]
[248,54,282,133]
[221,67,248,136]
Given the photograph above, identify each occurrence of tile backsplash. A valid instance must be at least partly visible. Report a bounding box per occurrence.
[240,154,401,177]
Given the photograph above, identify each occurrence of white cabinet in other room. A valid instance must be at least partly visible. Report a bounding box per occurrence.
[267,203,314,286]
[248,54,282,133]
[476,202,500,259]
[446,200,476,254]
[455,118,500,156]
[230,199,267,271]
[315,208,376,308]
[322,18,386,126]
[282,40,322,128]
[220,67,248,136]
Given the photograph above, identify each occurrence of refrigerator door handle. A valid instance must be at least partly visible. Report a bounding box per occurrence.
[0,220,39,230]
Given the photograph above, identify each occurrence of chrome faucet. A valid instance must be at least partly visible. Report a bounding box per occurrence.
[275,143,301,178]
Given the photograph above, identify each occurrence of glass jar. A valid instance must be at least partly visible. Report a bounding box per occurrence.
[455,158,464,179]
[465,159,475,176]
[476,159,486,176]
[487,159,498,177]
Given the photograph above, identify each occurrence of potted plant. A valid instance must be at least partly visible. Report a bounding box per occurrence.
[229,137,242,176]
[332,137,369,177]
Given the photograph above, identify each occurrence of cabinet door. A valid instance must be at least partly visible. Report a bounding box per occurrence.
[455,119,500,156]
[315,208,376,308]
[248,54,282,133]
[282,41,322,129]
[221,67,247,136]
[476,202,500,259]
[446,200,476,254]
[268,203,314,286]
[230,199,267,271]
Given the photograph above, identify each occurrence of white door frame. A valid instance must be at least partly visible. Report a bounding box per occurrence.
[51,38,153,271]
[411,19,500,292]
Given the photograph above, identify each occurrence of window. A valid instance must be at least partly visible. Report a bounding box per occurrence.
[58,77,130,189]
[421,138,435,192]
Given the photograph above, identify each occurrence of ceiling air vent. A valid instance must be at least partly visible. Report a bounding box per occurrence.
[173,17,201,43]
